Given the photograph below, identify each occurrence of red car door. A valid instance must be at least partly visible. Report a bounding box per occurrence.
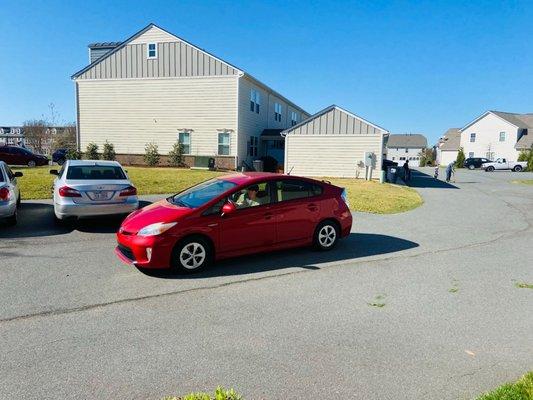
[218,181,276,256]
[272,179,322,244]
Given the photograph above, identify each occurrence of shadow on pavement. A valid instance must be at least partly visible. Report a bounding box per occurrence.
[140,232,419,279]
[405,170,458,189]
[0,200,152,238]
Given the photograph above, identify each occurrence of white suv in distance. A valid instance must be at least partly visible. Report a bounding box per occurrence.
[51,160,138,221]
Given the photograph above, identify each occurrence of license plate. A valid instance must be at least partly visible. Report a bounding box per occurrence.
[89,191,113,201]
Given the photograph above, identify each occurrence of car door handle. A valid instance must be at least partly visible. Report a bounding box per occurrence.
[264,212,273,220]
[307,203,318,211]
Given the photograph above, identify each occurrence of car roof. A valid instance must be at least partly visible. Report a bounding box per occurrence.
[218,172,324,186]
[67,160,122,167]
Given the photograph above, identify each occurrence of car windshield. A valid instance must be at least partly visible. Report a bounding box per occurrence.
[66,165,126,180]
[169,178,237,208]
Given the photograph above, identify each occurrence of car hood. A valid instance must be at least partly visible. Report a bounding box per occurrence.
[120,199,194,233]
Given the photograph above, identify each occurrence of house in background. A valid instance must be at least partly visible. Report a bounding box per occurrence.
[460,111,533,161]
[436,128,460,165]
[282,105,388,178]
[72,23,309,169]
[385,134,427,165]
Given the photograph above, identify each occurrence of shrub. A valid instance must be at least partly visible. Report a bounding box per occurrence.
[455,147,465,168]
[518,148,533,172]
[85,142,100,160]
[102,141,116,161]
[168,141,185,167]
[144,142,160,166]
[162,387,242,400]
[66,148,82,160]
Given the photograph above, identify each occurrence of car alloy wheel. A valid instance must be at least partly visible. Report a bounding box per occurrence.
[486,166,494,172]
[28,160,36,167]
[314,221,339,251]
[468,164,475,170]
[172,236,212,273]
[513,165,522,172]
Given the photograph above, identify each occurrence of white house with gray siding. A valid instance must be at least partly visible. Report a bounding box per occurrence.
[385,134,427,166]
[72,23,309,169]
[282,105,388,178]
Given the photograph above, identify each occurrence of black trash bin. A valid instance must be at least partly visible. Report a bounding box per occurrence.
[386,166,398,183]
[208,157,215,170]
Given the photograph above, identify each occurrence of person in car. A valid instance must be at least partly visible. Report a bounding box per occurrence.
[237,184,260,208]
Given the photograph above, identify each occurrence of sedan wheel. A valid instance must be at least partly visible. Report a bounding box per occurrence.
[172,237,212,273]
[314,221,339,251]
[27,160,36,168]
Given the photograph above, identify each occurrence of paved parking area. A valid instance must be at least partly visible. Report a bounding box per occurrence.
[1,168,532,399]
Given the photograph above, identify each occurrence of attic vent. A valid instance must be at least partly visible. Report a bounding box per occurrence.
[88,42,122,63]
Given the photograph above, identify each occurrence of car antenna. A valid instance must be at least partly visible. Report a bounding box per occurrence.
[287,166,294,175]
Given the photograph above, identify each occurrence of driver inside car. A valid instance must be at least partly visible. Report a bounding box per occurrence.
[235,184,260,208]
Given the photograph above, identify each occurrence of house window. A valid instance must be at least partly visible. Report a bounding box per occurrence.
[470,133,476,142]
[248,136,258,157]
[250,89,260,113]
[291,111,298,126]
[274,103,282,122]
[499,131,506,142]
[392,157,395,160]
[405,148,408,153]
[218,132,230,155]
[178,132,191,154]
[400,157,406,160]
[147,43,157,59]
[468,152,474,158]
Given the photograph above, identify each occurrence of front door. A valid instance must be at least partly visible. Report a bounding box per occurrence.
[218,181,276,256]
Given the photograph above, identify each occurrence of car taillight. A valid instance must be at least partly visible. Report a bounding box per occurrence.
[0,187,10,201]
[119,186,137,197]
[341,188,350,209]
[58,186,82,197]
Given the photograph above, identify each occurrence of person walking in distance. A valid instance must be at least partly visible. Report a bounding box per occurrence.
[403,159,411,183]
[434,164,439,179]
[446,161,455,182]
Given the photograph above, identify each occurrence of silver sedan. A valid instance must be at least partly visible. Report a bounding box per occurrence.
[0,161,23,225]
[51,160,138,221]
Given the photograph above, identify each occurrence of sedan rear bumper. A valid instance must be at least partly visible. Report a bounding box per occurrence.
[0,201,17,219]
[55,198,138,219]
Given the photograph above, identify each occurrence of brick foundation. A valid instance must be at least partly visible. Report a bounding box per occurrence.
[114,154,236,170]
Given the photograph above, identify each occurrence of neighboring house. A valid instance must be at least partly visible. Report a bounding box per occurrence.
[0,127,24,146]
[385,134,427,165]
[436,128,461,166]
[0,126,73,155]
[71,23,309,169]
[282,105,388,178]
[460,111,533,161]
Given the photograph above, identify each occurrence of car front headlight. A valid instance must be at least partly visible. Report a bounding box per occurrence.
[137,222,177,237]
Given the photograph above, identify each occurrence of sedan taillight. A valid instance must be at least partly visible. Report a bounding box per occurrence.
[0,187,11,201]
[119,186,137,197]
[58,186,82,197]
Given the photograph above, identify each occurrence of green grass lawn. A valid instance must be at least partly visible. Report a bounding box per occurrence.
[512,179,533,185]
[475,371,533,400]
[12,166,423,214]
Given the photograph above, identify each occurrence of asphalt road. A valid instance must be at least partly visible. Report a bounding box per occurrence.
[1,168,532,399]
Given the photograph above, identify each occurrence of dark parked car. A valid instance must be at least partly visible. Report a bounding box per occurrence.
[382,159,398,171]
[464,157,492,170]
[0,146,49,167]
[52,148,67,165]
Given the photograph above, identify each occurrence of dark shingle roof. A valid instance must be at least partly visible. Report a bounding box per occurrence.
[438,128,461,151]
[386,134,427,149]
[88,42,122,48]
[516,133,533,150]
[491,111,533,129]
[261,129,284,137]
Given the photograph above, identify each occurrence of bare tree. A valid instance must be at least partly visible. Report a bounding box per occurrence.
[23,119,51,154]
[51,123,77,151]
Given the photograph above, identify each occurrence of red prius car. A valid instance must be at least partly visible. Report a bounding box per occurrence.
[115,172,352,273]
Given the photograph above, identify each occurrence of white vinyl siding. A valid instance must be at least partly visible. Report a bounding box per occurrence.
[77,76,238,155]
[285,135,383,178]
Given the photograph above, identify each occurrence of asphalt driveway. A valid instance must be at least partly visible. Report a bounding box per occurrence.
[0,168,532,399]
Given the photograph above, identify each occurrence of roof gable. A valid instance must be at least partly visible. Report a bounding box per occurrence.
[281,105,388,136]
[72,23,242,79]
[460,110,533,131]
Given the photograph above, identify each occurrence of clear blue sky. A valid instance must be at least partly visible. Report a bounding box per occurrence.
[1,0,532,144]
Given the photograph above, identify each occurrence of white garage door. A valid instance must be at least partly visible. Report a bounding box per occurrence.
[285,134,383,178]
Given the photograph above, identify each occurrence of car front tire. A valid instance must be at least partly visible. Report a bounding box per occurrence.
[313,220,340,251]
[171,236,212,273]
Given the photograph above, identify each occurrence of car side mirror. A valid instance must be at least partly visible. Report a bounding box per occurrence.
[221,201,236,216]
[50,169,59,176]
[14,171,23,177]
